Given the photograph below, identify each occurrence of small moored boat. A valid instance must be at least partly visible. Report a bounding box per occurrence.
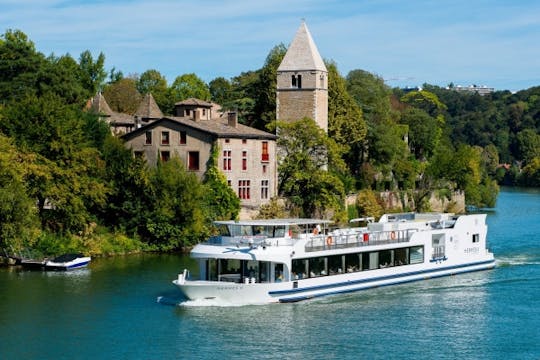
[44,253,91,271]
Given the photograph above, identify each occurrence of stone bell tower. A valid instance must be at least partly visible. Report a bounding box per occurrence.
[276,21,328,132]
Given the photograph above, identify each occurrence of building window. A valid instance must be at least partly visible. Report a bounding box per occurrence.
[261,141,269,162]
[320,74,324,88]
[242,150,248,171]
[227,180,231,187]
[161,131,170,145]
[292,74,302,88]
[179,131,187,145]
[242,139,247,144]
[186,109,191,116]
[145,131,152,145]
[238,180,250,199]
[223,150,232,171]
[225,138,230,144]
[262,164,267,174]
[134,151,144,158]
[202,109,206,116]
[188,151,199,171]
[160,151,170,162]
[261,180,269,199]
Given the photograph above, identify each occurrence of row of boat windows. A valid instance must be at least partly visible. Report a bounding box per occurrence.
[204,246,424,284]
[291,246,424,279]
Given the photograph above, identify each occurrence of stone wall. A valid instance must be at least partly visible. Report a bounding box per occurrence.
[346,190,466,214]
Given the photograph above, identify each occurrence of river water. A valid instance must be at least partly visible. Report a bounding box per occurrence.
[1,188,539,359]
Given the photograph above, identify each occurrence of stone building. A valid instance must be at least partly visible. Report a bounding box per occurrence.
[276,21,328,132]
[122,101,278,211]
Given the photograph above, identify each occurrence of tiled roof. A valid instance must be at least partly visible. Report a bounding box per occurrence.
[175,98,213,107]
[87,93,114,115]
[278,21,327,72]
[122,116,277,141]
[135,93,163,119]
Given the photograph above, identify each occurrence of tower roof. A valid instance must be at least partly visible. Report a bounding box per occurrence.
[135,93,163,120]
[278,22,327,72]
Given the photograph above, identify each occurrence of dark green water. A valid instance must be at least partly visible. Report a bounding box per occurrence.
[1,188,539,359]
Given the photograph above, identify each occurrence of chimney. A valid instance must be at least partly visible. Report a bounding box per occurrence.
[193,109,200,122]
[228,112,238,128]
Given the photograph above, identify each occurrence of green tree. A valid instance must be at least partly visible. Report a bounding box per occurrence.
[0,134,41,251]
[170,73,210,103]
[251,44,287,129]
[78,50,107,94]
[203,142,240,221]
[346,69,393,124]
[327,62,367,174]
[102,77,142,114]
[136,69,171,114]
[275,118,346,219]
[516,128,540,164]
[144,158,208,250]
[400,107,442,159]
[0,29,45,102]
[100,136,152,236]
[209,76,233,107]
[0,94,109,233]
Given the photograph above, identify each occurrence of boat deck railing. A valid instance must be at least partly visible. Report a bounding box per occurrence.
[305,229,416,252]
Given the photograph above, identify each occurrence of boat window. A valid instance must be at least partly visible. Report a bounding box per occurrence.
[292,259,308,279]
[472,234,479,243]
[362,252,370,271]
[328,255,343,275]
[273,226,286,238]
[207,259,218,281]
[394,248,409,266]
[379,250,393,268]
[216,224,230,237]
[369,252,379,270]
[345,253,360,273]
[274,263,284,282]
[309,257,327,277]
[246,260,259,280]
[409,246,424,264]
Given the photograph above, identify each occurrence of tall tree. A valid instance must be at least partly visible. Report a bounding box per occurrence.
[327,62,367,174]
[78,50,107,95]
[136,69,171,114]
[102,77,142,114]
[144,158,208,250]
[209,76,233,107]
[0,29,45,102]
[274,118,346,219]
[0,134,41,251]
[170,73,210,103]
[251,44,287,129]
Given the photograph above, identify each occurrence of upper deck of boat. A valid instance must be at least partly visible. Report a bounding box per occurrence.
[197,213,477,254]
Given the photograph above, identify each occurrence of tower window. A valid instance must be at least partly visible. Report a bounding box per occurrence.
[291,74,302,89]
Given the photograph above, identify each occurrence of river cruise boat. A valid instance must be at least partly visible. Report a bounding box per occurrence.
[173,213,495,303]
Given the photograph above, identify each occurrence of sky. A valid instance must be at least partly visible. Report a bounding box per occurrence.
[1,0,540,92]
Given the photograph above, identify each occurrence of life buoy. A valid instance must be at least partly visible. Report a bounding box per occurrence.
[390,231,396,240]
[326,236,333,246]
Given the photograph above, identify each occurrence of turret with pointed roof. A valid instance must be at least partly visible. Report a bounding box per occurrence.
[135,93,163,121]
[276,21,328,132]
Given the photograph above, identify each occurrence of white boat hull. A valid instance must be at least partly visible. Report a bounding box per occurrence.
[173,257,495,304]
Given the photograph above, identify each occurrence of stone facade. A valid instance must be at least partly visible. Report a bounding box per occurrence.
[122,107,278,211]
[276,22,328,132]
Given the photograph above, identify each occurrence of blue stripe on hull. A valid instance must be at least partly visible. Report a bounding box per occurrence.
[273,259,495,303]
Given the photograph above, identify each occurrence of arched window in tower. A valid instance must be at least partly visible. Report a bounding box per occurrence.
[291,74,302,89]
